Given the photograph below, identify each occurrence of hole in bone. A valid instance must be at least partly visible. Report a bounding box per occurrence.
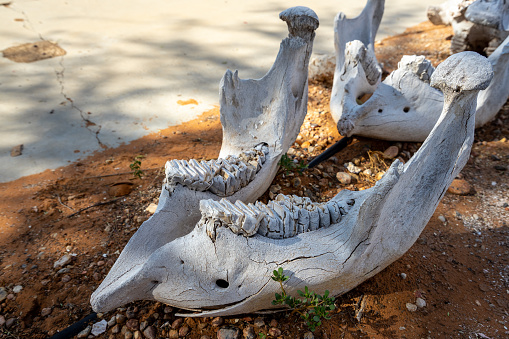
[403,106,410,113]
[378,108,383,113]
[151,280,159,284]
[356,93,373,105]
[216,279,229,288]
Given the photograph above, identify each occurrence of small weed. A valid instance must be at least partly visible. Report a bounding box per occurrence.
[258,333,266,339]
[129,155,144,179]
[271,267,335,332]
[278,153,307,174]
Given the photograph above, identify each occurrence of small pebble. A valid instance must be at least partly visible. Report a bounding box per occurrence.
[383,146,399,159]
[5,318,16,328]
[108,315,117,327]
[179,325,190,337]
[41,307,52,317]
[111,324,121,334]
[211,316,224,327]
[292,177,302,188]
[416,298,426,308]
[0,287,7,302]
[143,326,157,339]
[447,179,471,195]
[336,172,352,184]
[253,317,265,327]
[168,329,178,339]
[344,162,362,174]
[217,326,241,339]
[268,328,281,337]
[116,314,127,324]
[133,330,142,339]
[243,326,256,339]
[303,331,315,339]
[126,318,139,331]
[61,275,71,283]
[269,319,278,327]
[400,273,407,279]
[125,330,133,339]
[77,325,91,338]
[53,254,72,268]
[91,319,108,336]
[171,318,183,329]
[0,315,5,326]
[438,215,446,223]
[406,303,418,312]
[12,285,23,293]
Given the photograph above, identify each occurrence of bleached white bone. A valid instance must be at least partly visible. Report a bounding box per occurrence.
[90,52,493,316]
[330,0,509,142]
[427,0,474,25]
[428,0,509,55]
[90,6,318,312]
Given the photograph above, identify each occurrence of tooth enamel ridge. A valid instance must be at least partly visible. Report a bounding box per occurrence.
[200,194,355,240]
[165,144,269,196]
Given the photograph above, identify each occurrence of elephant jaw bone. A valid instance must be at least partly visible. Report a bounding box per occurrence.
[465,0,509,31]
[331,34,509,141]
[90,52,493,317]
[90,6,318,313]
[427,0,474,25]
[330,0,384,136]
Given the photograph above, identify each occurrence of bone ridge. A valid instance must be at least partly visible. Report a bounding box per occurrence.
[165,143,269,196]
[199,194,355,240]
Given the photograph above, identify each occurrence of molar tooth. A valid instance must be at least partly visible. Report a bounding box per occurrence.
[281,205,296,238]
[221,199,245,232]
[190,159,209,180]
[317,205,331,228]
[327,201,342,224]
[222,168,239,195]
[307,206,320,231]
[210,176,227,196]
[297,207,310,234]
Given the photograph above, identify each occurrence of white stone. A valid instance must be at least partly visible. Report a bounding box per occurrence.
[53,254,72,268]
[145,203,158,214]
[416,297,427,308]
[12,285,22,294]
[91,51,493,316]
[406,303,418,312]
[91,320,108,336]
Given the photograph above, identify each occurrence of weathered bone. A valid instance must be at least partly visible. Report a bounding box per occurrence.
[427,0,474,25]
[90,52,493,316]
[428,0,509,55]
[330,1,509,141]
[90,6,318,312]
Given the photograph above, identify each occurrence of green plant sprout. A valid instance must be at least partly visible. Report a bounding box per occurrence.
[271,267,335,332]
[278,153,307,174]
[129,155,144,179]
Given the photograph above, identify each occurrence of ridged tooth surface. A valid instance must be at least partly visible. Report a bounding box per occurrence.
[199,193,356,241]
[165,145,269,196]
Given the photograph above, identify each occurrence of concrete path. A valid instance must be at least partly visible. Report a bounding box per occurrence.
[0,0,443,182]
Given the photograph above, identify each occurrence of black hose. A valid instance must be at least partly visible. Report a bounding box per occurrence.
[306,136,352,169]
[49,312,97,339]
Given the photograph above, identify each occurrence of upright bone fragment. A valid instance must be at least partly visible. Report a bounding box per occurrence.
[330,0,509,141]
[90,6,318,313]
[92,52,492,317]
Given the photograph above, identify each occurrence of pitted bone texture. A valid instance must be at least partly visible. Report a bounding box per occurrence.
[200,194,355,240]
[165,144,269,196]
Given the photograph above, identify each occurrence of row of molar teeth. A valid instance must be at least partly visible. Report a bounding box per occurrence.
[165,144,269,196]
[200,194,355,240]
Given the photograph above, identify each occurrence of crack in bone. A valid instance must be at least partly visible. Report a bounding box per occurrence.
[55,58,104,148]
[165,143,269,196]
[200,194,355,240]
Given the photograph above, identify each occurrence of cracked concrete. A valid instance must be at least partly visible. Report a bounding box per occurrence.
[0,0,443,182]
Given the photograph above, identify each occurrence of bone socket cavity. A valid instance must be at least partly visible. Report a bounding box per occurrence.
[200,194,355,240]
[165,144,269,196]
